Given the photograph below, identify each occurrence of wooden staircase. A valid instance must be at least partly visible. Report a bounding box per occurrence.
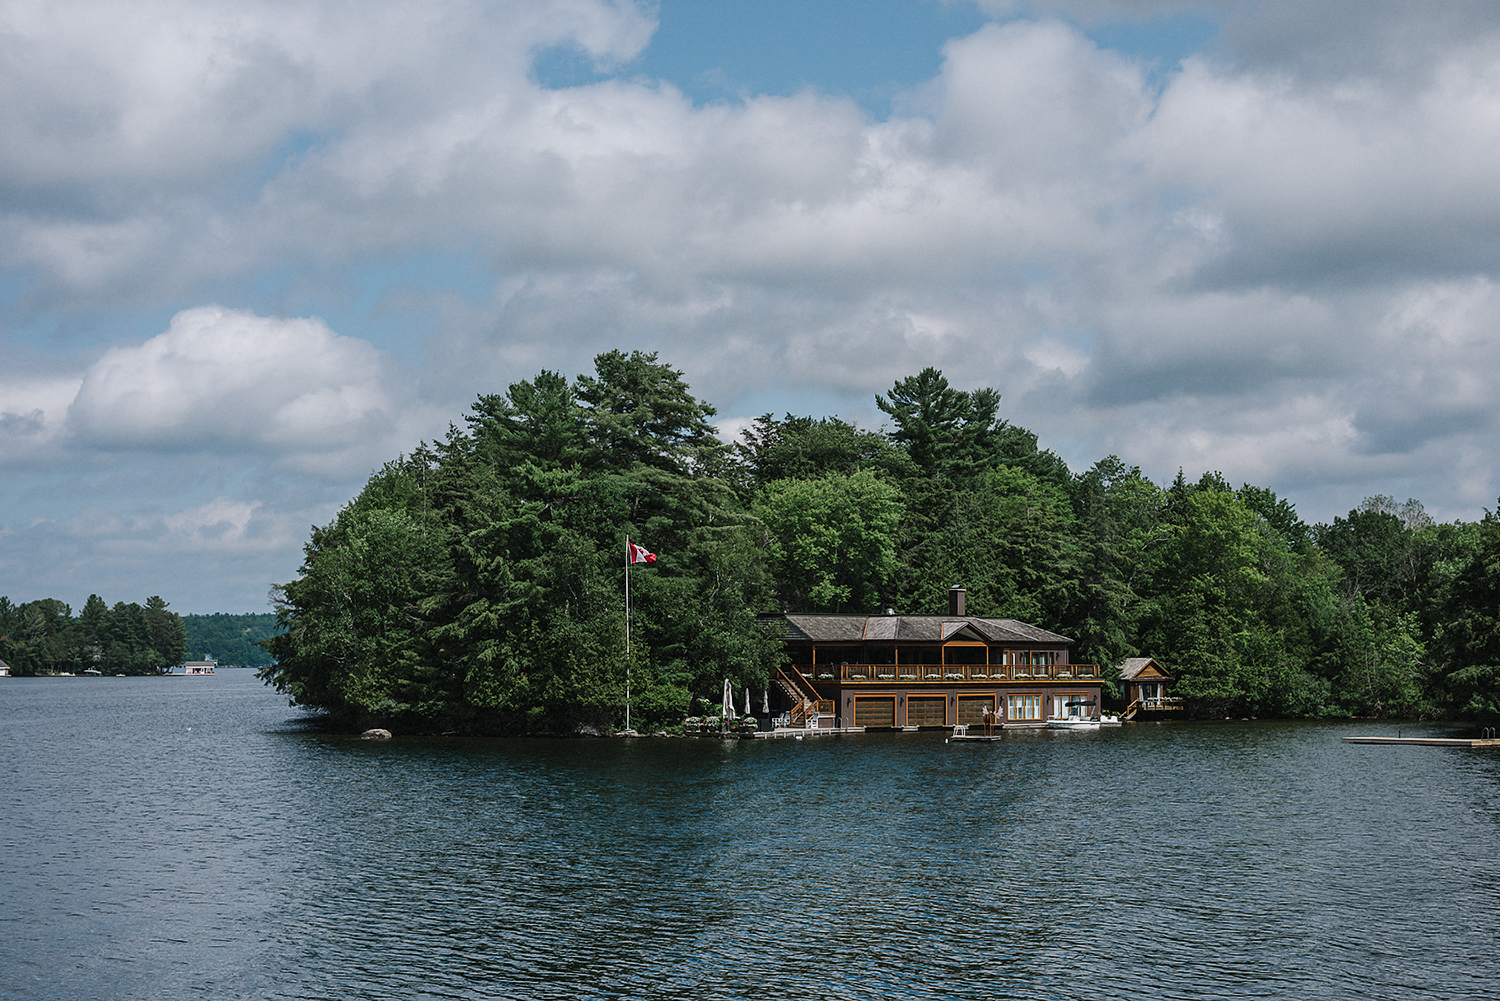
[776,668,831,728]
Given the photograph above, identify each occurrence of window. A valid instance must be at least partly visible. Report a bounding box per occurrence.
[944,644,988,665]
[1053,693,1087,718]
[1007,694,1041,721]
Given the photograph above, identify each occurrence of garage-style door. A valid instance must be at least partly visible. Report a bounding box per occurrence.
[854,696,896,728]
[958,696,996,726]
[906,697,947,727]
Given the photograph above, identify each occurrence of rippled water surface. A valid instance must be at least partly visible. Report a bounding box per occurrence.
[4,672,1499,999]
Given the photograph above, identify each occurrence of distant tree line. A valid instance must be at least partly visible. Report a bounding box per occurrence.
[182,612,280,666]
[0,595,186,675]
[259,351,1500,732]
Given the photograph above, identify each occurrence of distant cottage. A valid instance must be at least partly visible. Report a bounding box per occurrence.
[763,587,1102,729]
[1116,657,1181,718]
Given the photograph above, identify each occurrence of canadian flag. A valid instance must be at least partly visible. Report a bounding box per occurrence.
[628,541,657,564]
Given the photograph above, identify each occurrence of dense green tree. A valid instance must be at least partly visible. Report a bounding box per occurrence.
[735,413,910,487]
[901,465,1079,625]
[145,596,187,668]
[182,612,280,665]
[254,354,1500,727]
[263,350,780,733]
[0,594,183,676]
[874,368,1065,485]
[1430,502,1500,718]
[754,470,902,612]
[575,349,724,475]
[1065,457,1169,674]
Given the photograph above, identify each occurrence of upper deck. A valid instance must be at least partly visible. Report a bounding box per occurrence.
[790,662,1103,684]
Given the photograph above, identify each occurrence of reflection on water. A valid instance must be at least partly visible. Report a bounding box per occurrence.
[3,673,1498,999]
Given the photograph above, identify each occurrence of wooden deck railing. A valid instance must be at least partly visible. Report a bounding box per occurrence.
[1122,696,1184,720]
[777,667,834,727]
[791,663,1102,684]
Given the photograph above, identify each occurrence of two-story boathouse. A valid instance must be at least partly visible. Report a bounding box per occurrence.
[764,587,1102,730]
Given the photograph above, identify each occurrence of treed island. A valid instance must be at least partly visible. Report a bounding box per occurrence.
[5,350,1498,730]
[0,600,276,675]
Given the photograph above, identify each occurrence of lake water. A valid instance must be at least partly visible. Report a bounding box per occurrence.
[3,671,1498,1000]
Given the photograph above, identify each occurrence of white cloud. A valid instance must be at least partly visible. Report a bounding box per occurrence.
[9,1,1500,610]
[66,306,404,464]
[162,497,263,547]
[0,374,80,462]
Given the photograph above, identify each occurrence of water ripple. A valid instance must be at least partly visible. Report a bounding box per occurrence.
[5,682,1499,999]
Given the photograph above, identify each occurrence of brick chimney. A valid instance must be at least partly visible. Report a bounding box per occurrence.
[948,586,966,617]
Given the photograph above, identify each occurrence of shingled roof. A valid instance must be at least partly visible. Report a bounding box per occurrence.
[1117,657,1170,680]
[770,613,1071,646]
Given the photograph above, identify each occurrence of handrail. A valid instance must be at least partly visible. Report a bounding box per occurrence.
[794,663,1105,683]
[778,667,825,727]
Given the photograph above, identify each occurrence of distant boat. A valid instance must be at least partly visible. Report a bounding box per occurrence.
[175,661,217,676]
[1048,713,1120,729]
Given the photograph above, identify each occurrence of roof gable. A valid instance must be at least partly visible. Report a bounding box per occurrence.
[1118,657,1171,680]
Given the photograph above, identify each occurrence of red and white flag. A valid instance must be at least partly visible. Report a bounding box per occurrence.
[628,542,656,564]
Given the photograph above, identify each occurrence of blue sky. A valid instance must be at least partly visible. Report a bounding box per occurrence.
[4,0,1500,613]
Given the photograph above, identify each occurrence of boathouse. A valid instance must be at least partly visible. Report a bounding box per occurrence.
[764,588,1102,729]
[1117,657,1182,718]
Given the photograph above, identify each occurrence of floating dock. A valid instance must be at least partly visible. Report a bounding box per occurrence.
[1342,736,1500,748]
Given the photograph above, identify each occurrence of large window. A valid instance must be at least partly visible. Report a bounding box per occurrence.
[1053,693,1087,718]
[1008,694,1041,721]
[944,643,988,665]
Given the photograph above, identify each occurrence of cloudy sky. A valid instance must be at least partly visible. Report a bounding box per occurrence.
[4,0,1500,613]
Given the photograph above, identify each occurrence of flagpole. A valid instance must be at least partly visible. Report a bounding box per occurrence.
[625,535,632,731]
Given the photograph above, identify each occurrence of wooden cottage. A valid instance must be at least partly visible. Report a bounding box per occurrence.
[763,588,1102,730]
[1116,657,1181,718]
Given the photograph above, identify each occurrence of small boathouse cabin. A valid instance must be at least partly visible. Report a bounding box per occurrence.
[180,660,217,675]
[764,588,1102,729]
[1117,657,1181,718]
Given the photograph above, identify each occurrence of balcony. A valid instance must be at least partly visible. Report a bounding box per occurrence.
[795,664,1101,684]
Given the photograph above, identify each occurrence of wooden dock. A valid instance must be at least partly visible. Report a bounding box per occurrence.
[1341,736,1500,748]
